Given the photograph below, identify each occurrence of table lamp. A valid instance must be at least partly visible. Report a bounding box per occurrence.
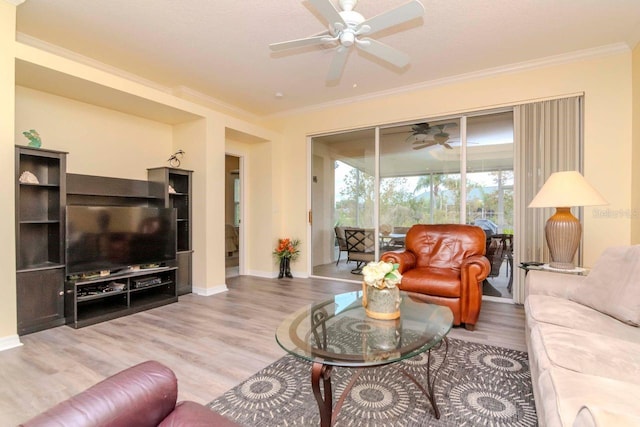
[528,171,607,269]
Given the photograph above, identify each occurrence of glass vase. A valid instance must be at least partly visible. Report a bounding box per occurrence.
[362,282,401,320]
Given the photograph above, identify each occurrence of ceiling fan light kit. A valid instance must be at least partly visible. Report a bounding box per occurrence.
[269,0,425,82]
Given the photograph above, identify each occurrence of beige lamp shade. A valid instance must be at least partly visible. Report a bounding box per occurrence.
[528,171,607,208]
[528,171,607,269]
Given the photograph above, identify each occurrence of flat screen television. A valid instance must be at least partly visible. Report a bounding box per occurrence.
[66,206,176,276]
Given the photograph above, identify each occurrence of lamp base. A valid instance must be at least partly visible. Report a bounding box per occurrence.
[545,207,581,270]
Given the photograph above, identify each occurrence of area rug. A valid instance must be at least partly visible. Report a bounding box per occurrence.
[208,338,537,426]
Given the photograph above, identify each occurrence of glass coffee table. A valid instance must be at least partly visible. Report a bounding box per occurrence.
[276,291,453,427]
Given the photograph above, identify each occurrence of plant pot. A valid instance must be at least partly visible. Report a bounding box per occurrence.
[362,282,401,320]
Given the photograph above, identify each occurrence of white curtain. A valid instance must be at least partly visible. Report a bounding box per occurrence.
[513,96,582,303]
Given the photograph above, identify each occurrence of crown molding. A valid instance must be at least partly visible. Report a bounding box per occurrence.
[15,32,258,120]
[16,32,172,93]
[267,43,630,120]
[14,30,631,121]
[3,0,26,5]
[172,85,258,122]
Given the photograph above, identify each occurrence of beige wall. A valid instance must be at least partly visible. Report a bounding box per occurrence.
[0,2,18,341]
[267,51,634,269]
[632,43,640,243]
[1,4,278,343]
[2,0,638,345]
[15,86,173,179]
[226,136,277,276]
[225,155,240,225]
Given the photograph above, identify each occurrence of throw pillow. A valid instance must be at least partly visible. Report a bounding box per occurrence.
[569,245,640,326]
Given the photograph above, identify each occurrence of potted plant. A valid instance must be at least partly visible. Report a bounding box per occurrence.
[273,238,300,278]
[361,261,402,319]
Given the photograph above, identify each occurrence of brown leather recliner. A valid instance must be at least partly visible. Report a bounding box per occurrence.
[381,224,491,330]
[20,360,240,427]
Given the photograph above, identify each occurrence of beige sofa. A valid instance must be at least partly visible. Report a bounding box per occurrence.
[524,246,640,427]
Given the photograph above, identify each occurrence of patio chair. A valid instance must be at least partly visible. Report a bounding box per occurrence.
[334,226,349,265]
[485,233,514,292]
[345,228,375,274]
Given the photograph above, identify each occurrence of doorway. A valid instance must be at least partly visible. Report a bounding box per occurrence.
[225,154,241,277]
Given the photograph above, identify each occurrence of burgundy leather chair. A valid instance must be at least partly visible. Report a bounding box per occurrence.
[20,360,239,427]
[381,224,491,330]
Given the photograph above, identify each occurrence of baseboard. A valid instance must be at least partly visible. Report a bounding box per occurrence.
[0,334,23,352]
[246,269,278,278]
[482,295,515,304]
[243,269,310,279]
[192,284,229,296]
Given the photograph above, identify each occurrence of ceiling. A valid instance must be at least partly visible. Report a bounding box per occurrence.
[15,0,640,117]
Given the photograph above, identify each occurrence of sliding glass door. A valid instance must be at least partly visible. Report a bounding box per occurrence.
[311,129,375,280]
[311,111,514,297]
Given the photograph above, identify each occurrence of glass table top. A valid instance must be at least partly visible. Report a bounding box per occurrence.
[276,291,453,368]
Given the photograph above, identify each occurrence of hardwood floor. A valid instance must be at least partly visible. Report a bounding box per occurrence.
[0,275,526,425]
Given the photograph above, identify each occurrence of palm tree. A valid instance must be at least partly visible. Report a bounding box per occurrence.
[414,173,447,199]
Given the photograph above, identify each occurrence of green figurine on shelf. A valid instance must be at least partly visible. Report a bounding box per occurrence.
[22,129,42,148]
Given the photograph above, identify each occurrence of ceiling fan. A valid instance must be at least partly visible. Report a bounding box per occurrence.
[407,122,458,150]
[269,0,425,82]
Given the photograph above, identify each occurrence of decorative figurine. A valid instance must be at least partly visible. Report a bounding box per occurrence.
[22,129,42,148]
[168,149,185,167]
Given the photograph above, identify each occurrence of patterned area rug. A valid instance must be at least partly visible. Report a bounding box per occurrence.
[208,338,537,426]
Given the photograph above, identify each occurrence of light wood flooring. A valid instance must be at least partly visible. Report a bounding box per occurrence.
[0,275,525,425]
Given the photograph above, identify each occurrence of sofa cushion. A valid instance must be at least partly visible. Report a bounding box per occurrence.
[537,367,640,427]
[574,405,640,427]
[400,267,461,297]
[530,323,640,384]
[569,245,640,326]
[525,295,640,343]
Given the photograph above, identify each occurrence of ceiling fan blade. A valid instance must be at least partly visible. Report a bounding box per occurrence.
[327,46,350,81]
[443,143,453,149]
[413,144,434,150]
[309,0,347,33]
[269,35,334,51]
[357,1,425,36]
[356,38,410,68]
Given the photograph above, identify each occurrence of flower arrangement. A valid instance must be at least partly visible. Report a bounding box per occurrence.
[362,261,402,289]
[273,238,300,261]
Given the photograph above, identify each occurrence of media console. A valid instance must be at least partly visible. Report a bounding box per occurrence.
[65,266,178,329]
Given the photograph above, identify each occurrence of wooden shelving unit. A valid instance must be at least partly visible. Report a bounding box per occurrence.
[15,146,67,335]
[65,267,178,328]
[148,167,193,295]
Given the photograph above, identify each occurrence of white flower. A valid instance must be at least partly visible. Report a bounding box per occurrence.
[362,261,402,289]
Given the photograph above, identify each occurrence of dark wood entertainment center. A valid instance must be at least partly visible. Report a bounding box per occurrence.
[65,267,178,329]
[15,145,193,334]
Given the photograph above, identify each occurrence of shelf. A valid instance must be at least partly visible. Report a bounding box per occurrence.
[66,267,177,328]
[129,280,173,293]
[130,293,178,310]
[20,220,60,225]
[17,262,65,273]
[77,289,127,303]
[147,167,192,294]
[76,302,129,326]
[19,182,60,188]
